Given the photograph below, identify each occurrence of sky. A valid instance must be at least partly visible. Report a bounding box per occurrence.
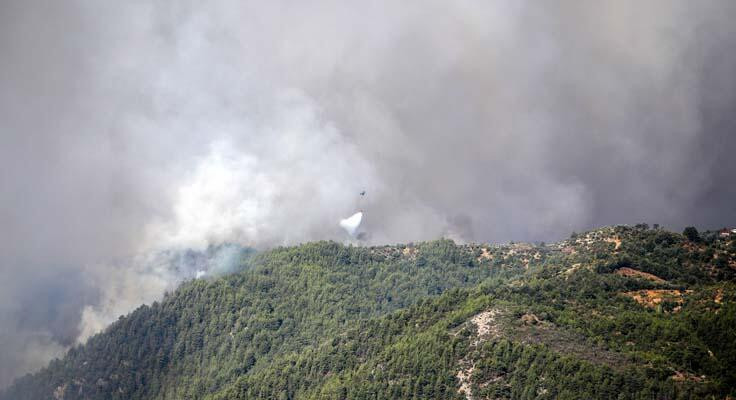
[1,0,736,388]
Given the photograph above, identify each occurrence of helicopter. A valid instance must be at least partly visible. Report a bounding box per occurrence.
[340,191,367,237]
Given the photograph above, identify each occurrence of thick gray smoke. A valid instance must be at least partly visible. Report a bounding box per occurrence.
[1,0,735,388]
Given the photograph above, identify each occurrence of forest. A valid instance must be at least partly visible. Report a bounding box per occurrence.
[2,225,735,399]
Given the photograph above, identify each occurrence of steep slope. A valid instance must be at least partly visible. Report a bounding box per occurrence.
[2,240,530,400]
[3,226,735,399]
[209,226,736,399]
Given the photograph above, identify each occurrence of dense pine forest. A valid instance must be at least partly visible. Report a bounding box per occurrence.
[3,225,735,400]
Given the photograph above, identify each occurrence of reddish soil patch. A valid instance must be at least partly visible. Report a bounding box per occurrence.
[671,371,705,383]
[623,289,692,309]
[614,267,666,283]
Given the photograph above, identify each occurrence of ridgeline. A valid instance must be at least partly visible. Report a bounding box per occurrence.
[3,225,735,399]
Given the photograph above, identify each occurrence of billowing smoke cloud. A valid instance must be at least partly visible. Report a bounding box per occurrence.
[76,244,251,342]
[2,0,736,388]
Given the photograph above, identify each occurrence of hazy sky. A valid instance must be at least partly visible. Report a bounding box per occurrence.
[1,0,735,388]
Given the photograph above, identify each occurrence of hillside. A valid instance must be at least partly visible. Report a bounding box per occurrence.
[2,225,735,399]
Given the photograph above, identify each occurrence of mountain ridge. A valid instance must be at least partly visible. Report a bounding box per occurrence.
[3,225,735,399]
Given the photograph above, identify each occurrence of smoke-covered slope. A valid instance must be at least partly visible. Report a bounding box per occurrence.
[3,226,736,399]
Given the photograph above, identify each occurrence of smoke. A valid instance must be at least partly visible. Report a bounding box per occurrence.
[2,0,736,388]
[76,244,251,343]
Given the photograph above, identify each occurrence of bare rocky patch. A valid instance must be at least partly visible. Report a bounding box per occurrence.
[605,236,622,250]
[455,306,632,399]
[471,309,502,341]
[456,308,504,400]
